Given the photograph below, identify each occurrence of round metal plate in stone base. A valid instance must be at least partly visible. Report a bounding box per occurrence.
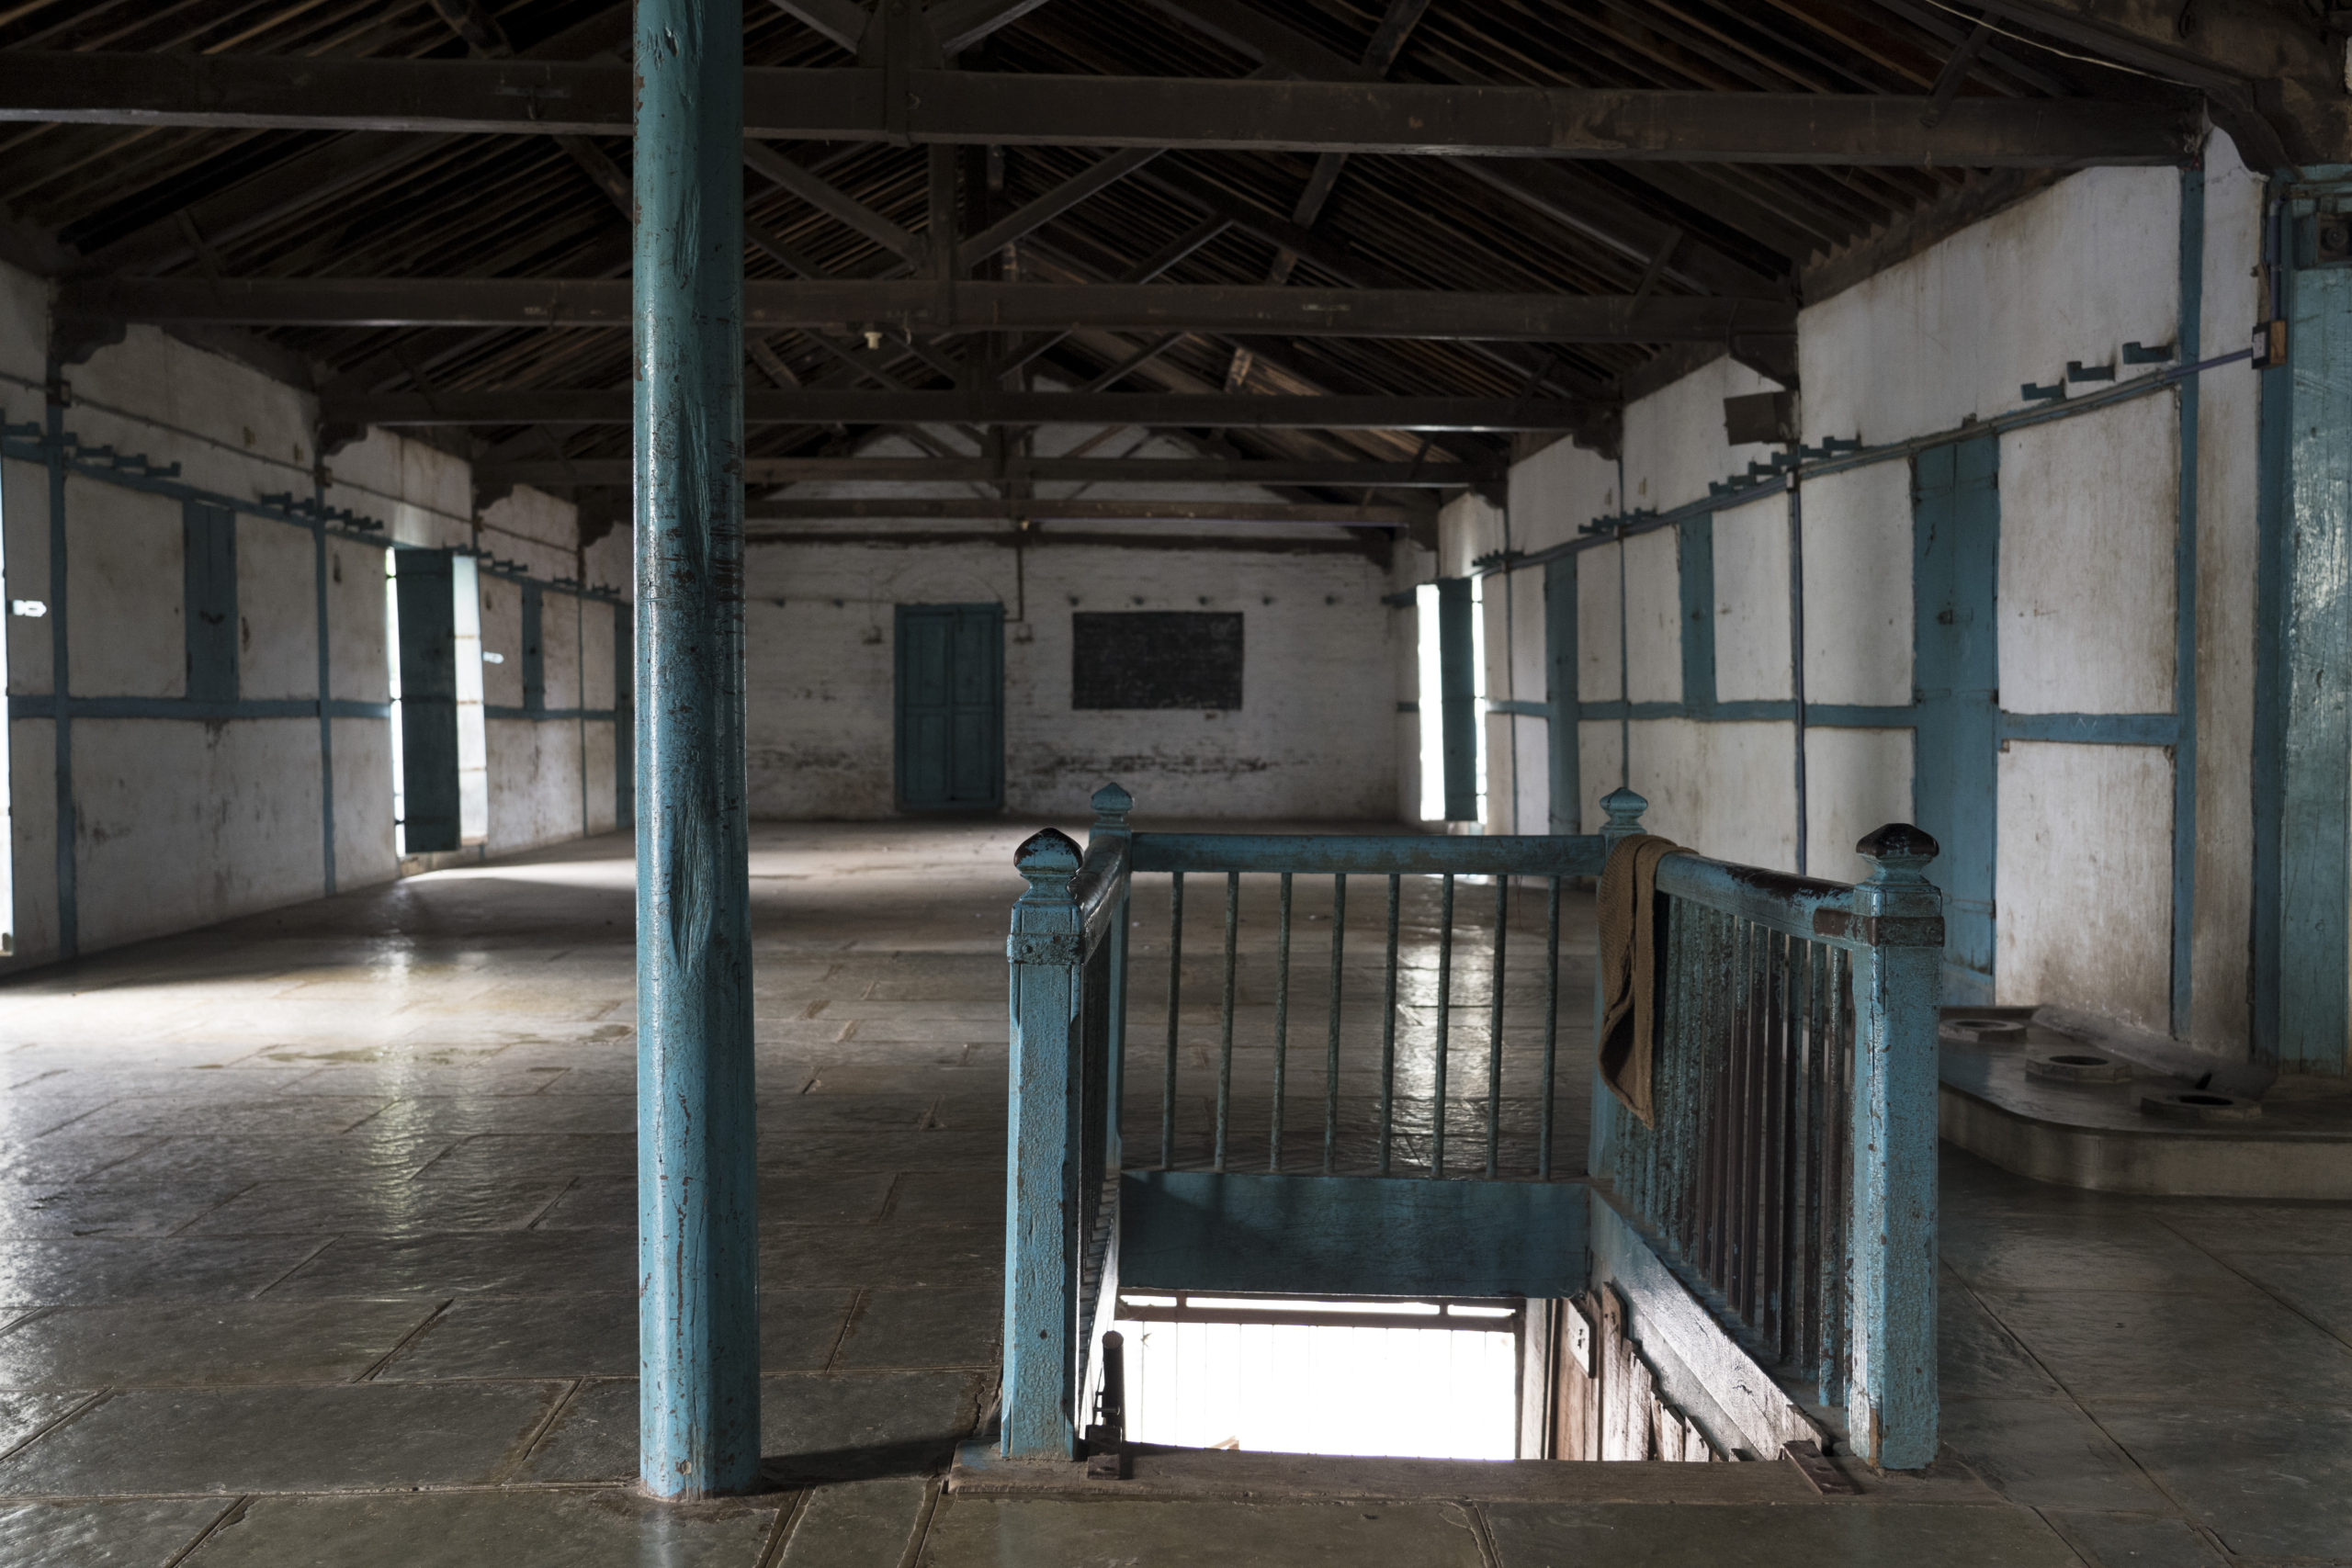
[2026,1048,2132,1084]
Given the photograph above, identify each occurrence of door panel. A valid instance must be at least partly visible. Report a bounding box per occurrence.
[896,604,1003,810]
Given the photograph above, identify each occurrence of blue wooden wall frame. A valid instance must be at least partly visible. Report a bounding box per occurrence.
[182,501,238,703]
[1533,174,2224,1043]
[2170,162,2204,1037]
[2255,165,2352,1073]
[1677,513,1715,712]
[1543,556,1579,833]
[1911,435,2001,1007]
[3,398,629,956]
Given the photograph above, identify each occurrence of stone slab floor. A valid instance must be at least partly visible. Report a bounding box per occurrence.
[0,823,2340,1565]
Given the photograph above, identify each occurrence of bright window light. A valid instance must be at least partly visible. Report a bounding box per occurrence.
[1113,1296,1519,1461]
[451,557,489,844]
[385,554,407,859]
[1416,582,1444,821]
[1470,575,1489,826]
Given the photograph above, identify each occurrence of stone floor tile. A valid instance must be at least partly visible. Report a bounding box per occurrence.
[180,1178,571,1236]
[179,1490,781,1568]
[1940,1216,2249,1295]
[761,1095,937,1131]
[832,1288,1001,1370]
[0,1137,164,1186]
[886,1170,1003,1227]
[2042,1511,2226,1568]
[2154,1201,2352,1256]
[760,1224,1000,1290]
[84,1134,455,1189]
[0,1299,437,1388]
[357,1096,637,1141]
[416,1134,634,1184]
[2206,1250,2352,1340]
[62,1098,394,1141]
[758,1131,1002,1171]
[519,1371,980,1484]
[1939,1272,2061,1399]
[779,1477,932,1567]
[0,1185,243,1238]
[2088,1401,2352,1560]
[268,1231,633,1297]
[271,1066,569,1098]
[919,1496,1487,1568]
[1937,1398,2169,1512]
[1482,1502,2082,1567]
[802,1066,1002,1096]
[1983,1288,2352,1404]
[0,1238,326,1305]
[0,1497,232,1567]
[535,1170,894,1230]
[0,1392,91,1456]
[379,1290,855,1379]
[0,1382,565,1495]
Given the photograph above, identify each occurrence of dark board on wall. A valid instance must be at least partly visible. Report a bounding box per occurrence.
[1072,612,1243,709]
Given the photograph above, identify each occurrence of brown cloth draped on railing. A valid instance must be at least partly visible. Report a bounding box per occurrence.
[1597,833,1685,1127]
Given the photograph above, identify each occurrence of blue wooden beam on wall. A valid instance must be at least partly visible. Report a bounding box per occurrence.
[2169,162,2204,1040]
[1678,512,1715,713]
[633,0,760,1498]
[2256,167,2352,1075]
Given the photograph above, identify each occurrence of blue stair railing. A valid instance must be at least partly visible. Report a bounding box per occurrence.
[1001,784,1941,1472]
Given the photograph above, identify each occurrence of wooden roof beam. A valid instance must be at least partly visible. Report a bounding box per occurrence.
[322,389,1603,431]
[67,276,1798,343]
[0,55,2203,167]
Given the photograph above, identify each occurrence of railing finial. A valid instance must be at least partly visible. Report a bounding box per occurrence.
[1014,827,1082,898]
[1600,785,1648,845]
[1857,822,1939,882]
[1091,782,1134,836]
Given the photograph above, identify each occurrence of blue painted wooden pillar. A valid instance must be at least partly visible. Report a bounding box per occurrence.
[634,0,760,1499]
[1848,823,1942,1470]
[2255,166,2352,1075]
[1003,828,1086,1460]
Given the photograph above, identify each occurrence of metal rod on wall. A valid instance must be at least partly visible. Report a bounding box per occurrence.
[635,0,760,1500]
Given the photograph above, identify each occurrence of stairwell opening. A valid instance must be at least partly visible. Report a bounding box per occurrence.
[1109,1292,1523,1461]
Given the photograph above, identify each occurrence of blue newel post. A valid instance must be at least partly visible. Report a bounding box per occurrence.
[1003,827,1087,1460]
[634,0,760,1499]
[1849,822,1941,1470]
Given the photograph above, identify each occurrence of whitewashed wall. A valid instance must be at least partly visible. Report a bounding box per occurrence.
[0,260,614,972]
[744,533,1396,822]
[1450,139,2263,1055]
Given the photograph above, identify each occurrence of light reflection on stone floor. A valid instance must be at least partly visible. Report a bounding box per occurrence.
[0,822,2336,1564]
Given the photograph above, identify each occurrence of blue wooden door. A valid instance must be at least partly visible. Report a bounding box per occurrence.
[1912,436,1999,1004]
[896,604,1004,810]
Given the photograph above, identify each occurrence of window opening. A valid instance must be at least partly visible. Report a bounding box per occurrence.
[1417,581,1487,823]
[0,474,12,954]
[1110,1292,1521,1461]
